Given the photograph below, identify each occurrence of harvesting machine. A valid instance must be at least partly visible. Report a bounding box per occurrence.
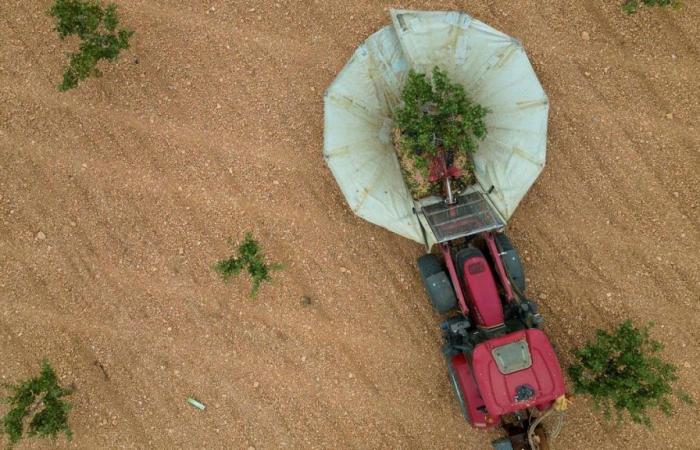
[324,9,568,450]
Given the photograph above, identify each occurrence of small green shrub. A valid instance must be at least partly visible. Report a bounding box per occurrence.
[2,360,73,448]
[214,233,283,297]
[394,66,489,198]
[568,320,692,426]
[622,0,679,14]
[48,0,133,91]
[396,66,489,157]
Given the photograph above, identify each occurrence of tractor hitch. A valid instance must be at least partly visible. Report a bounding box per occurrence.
[491,416,549,450]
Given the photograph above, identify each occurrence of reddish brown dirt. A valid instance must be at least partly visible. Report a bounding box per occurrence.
[1,1,698,449]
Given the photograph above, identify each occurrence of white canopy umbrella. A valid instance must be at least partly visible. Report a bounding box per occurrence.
[323,9,548,247]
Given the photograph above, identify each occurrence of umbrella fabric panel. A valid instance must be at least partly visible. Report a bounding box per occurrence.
[389,9,547,221]
[324,26,424,243]
[324,9,549,245]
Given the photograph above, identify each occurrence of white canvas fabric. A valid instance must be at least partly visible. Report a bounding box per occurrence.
[324,9,548,246]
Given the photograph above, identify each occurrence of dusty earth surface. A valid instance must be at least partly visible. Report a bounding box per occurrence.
[1,0,698,449]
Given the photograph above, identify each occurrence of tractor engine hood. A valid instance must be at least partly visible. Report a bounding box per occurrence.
[472,329,565,416]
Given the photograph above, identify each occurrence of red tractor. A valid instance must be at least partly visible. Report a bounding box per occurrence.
[416,181,566,450]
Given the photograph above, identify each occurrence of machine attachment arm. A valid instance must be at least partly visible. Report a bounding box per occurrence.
[440,242,470,316]
[484,231,516,303]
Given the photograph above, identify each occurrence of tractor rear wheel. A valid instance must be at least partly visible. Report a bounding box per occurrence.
[417,254,457,313]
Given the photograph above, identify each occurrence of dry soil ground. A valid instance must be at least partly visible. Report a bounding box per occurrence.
[1,1,698,449]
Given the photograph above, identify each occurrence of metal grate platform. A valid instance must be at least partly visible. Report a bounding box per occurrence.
[421,191,504,243]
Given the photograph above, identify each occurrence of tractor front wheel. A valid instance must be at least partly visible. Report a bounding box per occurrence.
[447,358,469,421]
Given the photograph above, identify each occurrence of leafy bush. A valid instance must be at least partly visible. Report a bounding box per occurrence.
[394,66,488,198]
[568,320,692,426]
[622,0,678,14]
[48,0,133,91]
[214,233,283,297]
[2,360,73,447]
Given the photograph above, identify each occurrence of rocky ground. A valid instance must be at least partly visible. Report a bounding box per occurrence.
[1,1,698,449]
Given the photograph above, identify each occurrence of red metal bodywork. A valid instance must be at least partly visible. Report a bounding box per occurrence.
[441,231,517,320]
[471,329,565,416]
[429,154,462,183]
[450,353,498,428]
[459,253,505,328]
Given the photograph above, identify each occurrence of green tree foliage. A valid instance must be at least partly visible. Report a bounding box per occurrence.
[622,0,678,14]
[568,320,692,426]
[395,66,489,165]
[2,360,73,448]
[214,233,283,297]
[48,0,134,91]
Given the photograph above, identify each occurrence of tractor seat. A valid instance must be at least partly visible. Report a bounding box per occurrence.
[455,247,505,329]
[454,247,484,279]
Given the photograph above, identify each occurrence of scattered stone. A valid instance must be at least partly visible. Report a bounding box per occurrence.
[178,247,184,255]
[301,356,307,362]
[253,381,260,388]
[339,267,351,274]
[94,360,109,380]
[538,293,547,300]
[683,362,691,369]
[606,292,612,298]
[673,191,680,198]
[348,372,354,379]
[581,31,590,41]
[584,71,591,77]
[70,221,76,227]
[665,113,673,119]
[36,231,46,240]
